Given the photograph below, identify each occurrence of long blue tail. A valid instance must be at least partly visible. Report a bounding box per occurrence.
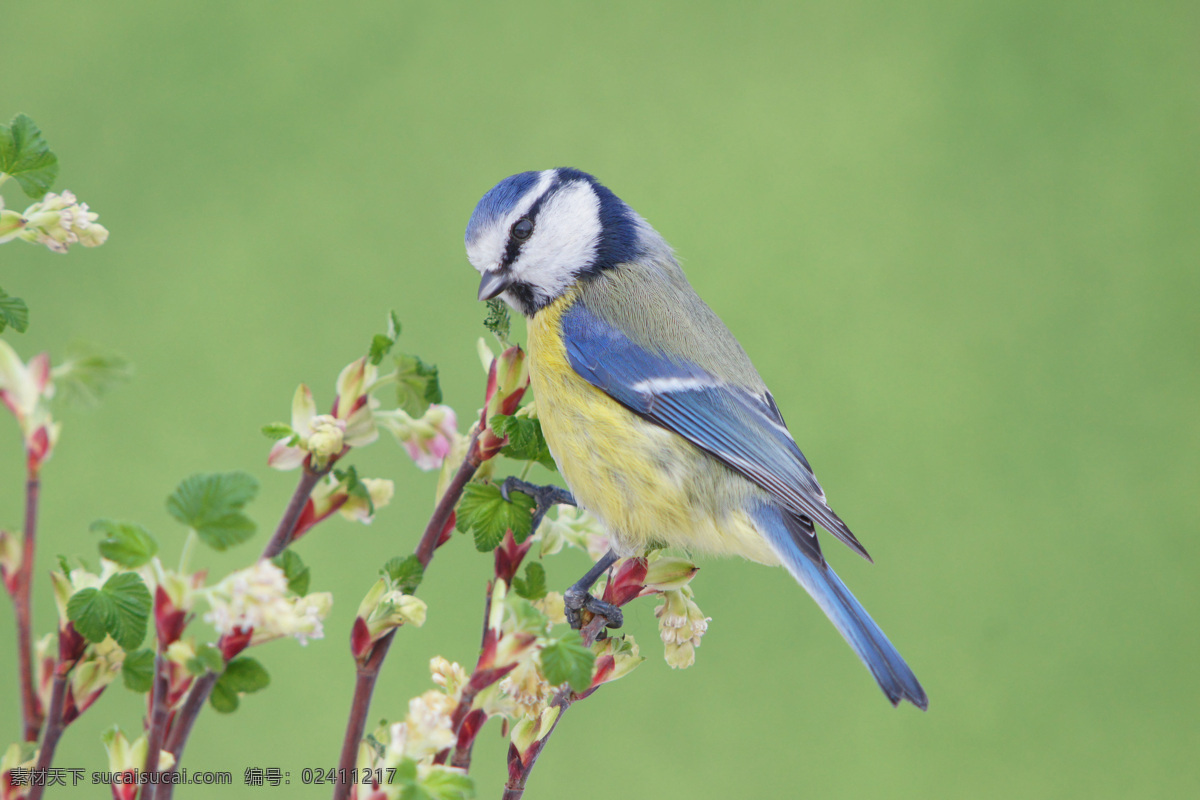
[752,503,928,710]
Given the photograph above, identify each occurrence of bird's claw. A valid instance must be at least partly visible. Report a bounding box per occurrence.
[500,477,575,509]
[564,586,623,633]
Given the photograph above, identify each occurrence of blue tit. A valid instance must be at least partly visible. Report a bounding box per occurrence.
[464,168,927,710]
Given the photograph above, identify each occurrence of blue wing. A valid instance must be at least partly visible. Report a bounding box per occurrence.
[561,300,870,562]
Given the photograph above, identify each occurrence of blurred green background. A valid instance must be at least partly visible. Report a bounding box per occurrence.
[2,1,1197,797]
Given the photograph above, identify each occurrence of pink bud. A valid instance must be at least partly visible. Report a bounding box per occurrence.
[601,558,649,607]
[219,628,252,661]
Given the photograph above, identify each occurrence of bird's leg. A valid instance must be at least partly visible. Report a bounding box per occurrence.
[563,549,624,633]
[500,478,623,632]
[500,477,575,530]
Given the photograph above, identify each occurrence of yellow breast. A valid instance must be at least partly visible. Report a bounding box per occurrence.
[525,292,778,565]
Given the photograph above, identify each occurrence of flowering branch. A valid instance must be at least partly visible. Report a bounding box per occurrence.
[499,607,610,800]
[12,470,42,741]
[332,431,482,800]
[140,652,171,795]
[26,666,69,800]
[416,433,482,568]
[154,460,333,800]
[162,671,217,762]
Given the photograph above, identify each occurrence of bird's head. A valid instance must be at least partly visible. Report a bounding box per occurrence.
[465,168,646,316]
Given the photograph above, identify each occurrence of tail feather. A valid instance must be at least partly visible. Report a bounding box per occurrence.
[753,504,928,710]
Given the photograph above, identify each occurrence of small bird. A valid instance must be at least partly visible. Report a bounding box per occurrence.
[465,168,927,709]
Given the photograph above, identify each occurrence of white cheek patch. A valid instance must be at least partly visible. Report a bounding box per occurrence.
[465,170,557,274]
[513,182,601,295]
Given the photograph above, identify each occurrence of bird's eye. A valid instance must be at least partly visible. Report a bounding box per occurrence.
[511,217,534,241]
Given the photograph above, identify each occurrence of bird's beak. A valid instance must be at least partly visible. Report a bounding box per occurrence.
[478,271,511,301]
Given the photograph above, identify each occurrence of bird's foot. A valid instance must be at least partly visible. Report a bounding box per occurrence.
[500,477,575,509]
[564,585,624,634]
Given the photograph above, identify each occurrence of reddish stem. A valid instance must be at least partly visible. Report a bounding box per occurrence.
[331,631,395,800]
[331,432,482,800]
[502,610,613,799]
[12,471,42,741]
[415,434,481,568]
[27,663,70,800]
[260,462,330,560]
[140,651,171,800]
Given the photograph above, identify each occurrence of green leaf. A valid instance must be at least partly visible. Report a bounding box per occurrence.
[261,423,294,440]
[368,311,402,366]
[209,680,239,713]
[455,482,536,552]
[272,550,311,596]
[208,657,269,713]
[490,414,557,471]
[185,644,225,677]
[0,113,59,198]
[394,353,442,417]
[66,571,152,651]
[382,554,424,594]
[50,342,132,408]
[166,471,259,551]
[219,657,270,693]
[539,630,596,692]
[512,561,547,600]
[67,589,117,645]
[91,519,157,568]
[197,644,225,673]
[0,289,29,334]
[483,299,511,345]
[209,656,270,713]
[416,768,476,800]
[121,649,155,693]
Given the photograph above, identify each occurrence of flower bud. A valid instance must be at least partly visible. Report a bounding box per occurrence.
[67,636,125,723]
[306,415,346,464]
[478,346,529,460]
[102,726,174,800]
[351,578,427,661]
[588,634,645,690]
[0,207,24,240]
[0,343,60,473]
[642,555,699,591]
[334,358,379,448]
[339,478,394,524]
[509,705,560,762]
[0,530,20,596]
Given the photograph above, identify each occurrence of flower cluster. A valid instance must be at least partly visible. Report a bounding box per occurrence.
[376,404,461,471]
[268,358,380,470]
[350,659,475,800]
[291,472,395,542]
[202,561,332,652]
[0,190,108,253]
[655,585,711,669]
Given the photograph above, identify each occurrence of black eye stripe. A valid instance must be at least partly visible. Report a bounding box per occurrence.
[498,176,563,270]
